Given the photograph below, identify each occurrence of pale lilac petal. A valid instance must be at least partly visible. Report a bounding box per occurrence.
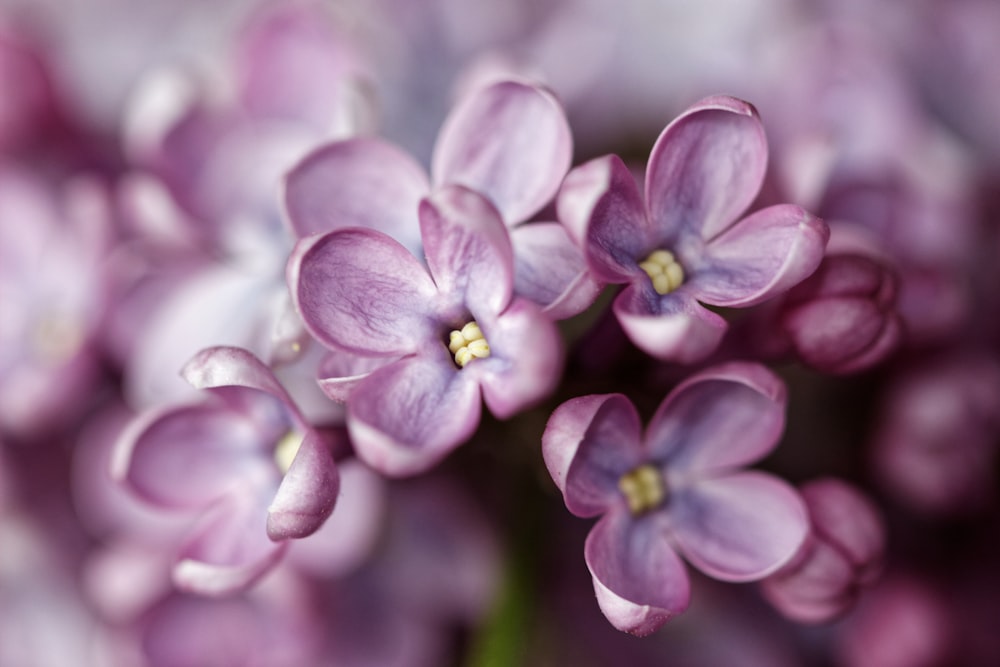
[645,361,787,472]
[182,346,299,419]
[584,509,690,636]
[692,205,829,307]
[283,138,428,253]
[557,154,651,282]
[432,80,572,224]
[473,298,563,419]
[348,355,481,477]
[289,229,438,355]
[612,285,727,362]
[316,347,397,402]
[173,490,288,596]
[542,393,643,518]
[266,429,341,540]
[510,222,603,319]
[669,472,808,582]
[645,96,767,243]
[418,185,513,316]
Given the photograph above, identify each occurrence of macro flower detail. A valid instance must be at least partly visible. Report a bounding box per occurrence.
[542,361,808,636]
[558,95,829,362]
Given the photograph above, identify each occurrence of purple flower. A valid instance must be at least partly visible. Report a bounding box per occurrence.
[542,361,808,636]
[112,346,342,595]
[558,95,829,362]
[289,184,563,477]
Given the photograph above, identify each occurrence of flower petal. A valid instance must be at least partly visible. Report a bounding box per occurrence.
[266,428,342,540]
[645,361,787,472]
[542,393,643,518]
[182,346,297,415]
[316,347,398,402]
[585,509,690,636]
[510,222,603,319]
[419,185,514,316]
[557,154,651,283]
[645,96,767,243]
[283,138,428,253]
[692,205,829,307]
[288,228,438,355]
[669,471,808,582]
[612,285,727,362]
[347,354,482,477]
[432,80,572,224]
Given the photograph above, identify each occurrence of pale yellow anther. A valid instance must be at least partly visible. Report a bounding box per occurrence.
[639,248,685,295]
[274,431,304,474]
[618,463,666,515]
[448,320,490,368]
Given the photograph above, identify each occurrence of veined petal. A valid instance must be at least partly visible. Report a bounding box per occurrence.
[510,222,603,319]
[645,96,767,244]
[347,354,482,477]
[669,471,808,582]
[288,229,438,355]
[612,285,727,363]
[419,185,514,316]
[316,347,398,402]
[692,205,829,307]
[474,298,563,420]
[542,393,643,518]
[557,154,651,282]
[267,428,341,540]
[585,509,690,636]
[645,361,787,472]
[283,138,428,254]
[432,80,572,224]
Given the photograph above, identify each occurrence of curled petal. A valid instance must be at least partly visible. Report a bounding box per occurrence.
[283,138,428,253]
[646,96,767,243]
[692,205,829,307]
[288,229,438,355]
[266,429,342,540]
[432,80,572,224]
[557,154,651,282]
[182,346,297,414]
[645,361,787,472]
[348,355,482,477]
[612,286,727,363]
[316,347,397,402]
[585,509,690,636]
[542,393,643,518]
[511,221,603,319]
[669,472,808,582]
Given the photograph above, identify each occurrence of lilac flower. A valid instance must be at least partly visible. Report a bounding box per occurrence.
[289,184,562,477]
[112,346,342,595]
[760,478,886,624]
[558,95,829,362]
[542,361,808,635]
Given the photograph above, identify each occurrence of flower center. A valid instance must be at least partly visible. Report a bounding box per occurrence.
[639,249,684,295]
[618,463,666,515]
[448,321,490,368]
[273,431,304,474]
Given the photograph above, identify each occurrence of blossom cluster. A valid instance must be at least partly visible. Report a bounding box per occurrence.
[2,1,1000,665]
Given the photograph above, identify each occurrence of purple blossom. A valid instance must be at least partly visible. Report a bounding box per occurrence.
[542,361,808,635]
[558,95,829,362]
[289,184,563,477]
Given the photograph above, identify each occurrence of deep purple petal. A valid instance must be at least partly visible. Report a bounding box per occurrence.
[542,393,644,518]
[432,80,572,224]
[759,537,857,624]
[691,205,829,307]
[288,229,438,355]
[557,154,651,283]
[801,478,886,583]
[645,96,768,243]
[612,285,727,362]
[347,354,482,477]
[645,361,787,472]
[584,509,690,636]
[418,185,513,316]
[266,428,341,540]
[510,222,603,319]
[283,138,428,253]
[668,471,808,582]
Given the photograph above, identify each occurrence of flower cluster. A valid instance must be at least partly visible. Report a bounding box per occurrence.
[3,1,1000,666]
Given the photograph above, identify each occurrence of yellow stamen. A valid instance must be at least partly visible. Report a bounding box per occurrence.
[639,249,685,295]
[273,431,304,474]
[618,463,666,515]
[448,320,490,368]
